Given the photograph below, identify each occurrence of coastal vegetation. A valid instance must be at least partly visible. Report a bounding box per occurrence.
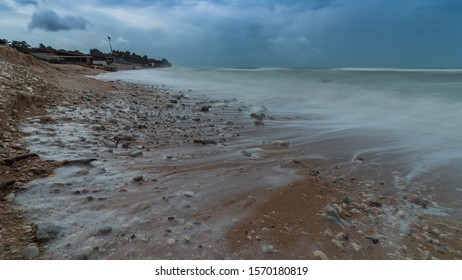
[0,37,172,68]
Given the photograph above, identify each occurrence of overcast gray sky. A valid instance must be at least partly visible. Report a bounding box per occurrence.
[1,0,462,68]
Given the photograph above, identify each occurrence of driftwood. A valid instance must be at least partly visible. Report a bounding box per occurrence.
[61,158,97,166]
[2,153,39,166]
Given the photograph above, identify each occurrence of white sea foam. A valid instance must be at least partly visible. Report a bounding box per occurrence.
[98,67,462,197]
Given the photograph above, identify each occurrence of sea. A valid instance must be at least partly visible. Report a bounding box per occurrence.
[98,67,462,211]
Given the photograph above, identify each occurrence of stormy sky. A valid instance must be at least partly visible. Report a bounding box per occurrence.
[1,0,461,68]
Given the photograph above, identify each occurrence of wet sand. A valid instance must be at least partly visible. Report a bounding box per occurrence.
[1,45,461,259]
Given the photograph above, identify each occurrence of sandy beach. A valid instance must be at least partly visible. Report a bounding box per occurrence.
[1,45,461,260]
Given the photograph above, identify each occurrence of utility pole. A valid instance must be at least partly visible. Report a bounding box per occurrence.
[107,36,113,53]
[107,36,117,70]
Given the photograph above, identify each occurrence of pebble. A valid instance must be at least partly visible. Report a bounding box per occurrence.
[272,140,290,148]
[331,239,346,251]
[22,243,40,259]
[132,175,144,182]
[76,169,90,175]
[35,223,63,242]
[130,150,143,157]
[183,191,195,198]
[5,192,15,202]
[261,244,275,254]
[167,238,176,246]
[97,226,113,236]
[80,246,93,258]
[351,242,362,252]
[10,142,23,149]
[114,133,134,142]
[313,250,328,260]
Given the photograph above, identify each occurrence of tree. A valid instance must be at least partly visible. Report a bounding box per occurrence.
[11,40,30,50]
[38,43,46,49]
[89,48,105,57]
[0,38,9,45]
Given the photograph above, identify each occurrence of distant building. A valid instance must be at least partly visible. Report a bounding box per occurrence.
[29,48,92,64]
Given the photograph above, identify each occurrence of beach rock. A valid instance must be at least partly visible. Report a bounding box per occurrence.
[254,120,265,126]
[331,239,346,251]
[250,113,265,121]
[261,244,275,254]
[132,175,144,182]
[403,193,428,208]
[130,150,143,157]
[22,243,40,259]
[0,180,16,191]
[313,250,328,260]
[36,223,63,242]
[193,139,217,145]
[99,138,116,148]
[97,226,113,236]
[114,133,134,142]
[351,242,362,252]
[272,140,289,148]
[10,142,23,149]
[200,106,209,112]
[183,191,195,198]
[79,246,93,259]
[5,192,15,202]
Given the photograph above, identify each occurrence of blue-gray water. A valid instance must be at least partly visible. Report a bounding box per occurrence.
[98,67,462,204]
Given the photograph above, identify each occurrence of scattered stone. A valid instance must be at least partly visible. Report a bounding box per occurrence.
[321,206,341,224]
[366,236,379,245]
[97,226,113,236]
[130,150,143,157]
[313,250,328,260]
[193,139,217,145]
[22,243,40,259]
[244,196,258,208]
[331,239,347,251]
[10,142,23,149]
[261,244,275,254]
[99,137,116,148]
[79,246,93,258]
[351,242,362,252]
[250,113,265,121]
[91,125,106,131]
[76,169,90,175]
[38,115,54,123]
[184,191,195,198]
[5,192,15,202]
[114,133,134,142]
[132,175,144,182]
[272,140,289,148]
[403,193,428,208]
[167,238,176,246]
[368,199,382,208]
[200,106,210,112]
[254,120,265,126]
[35,223,63,242]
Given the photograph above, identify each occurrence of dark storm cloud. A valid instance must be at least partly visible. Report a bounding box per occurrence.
[28,10,88,32]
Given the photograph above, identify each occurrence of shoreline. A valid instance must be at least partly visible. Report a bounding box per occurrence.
[1,46,461,259]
